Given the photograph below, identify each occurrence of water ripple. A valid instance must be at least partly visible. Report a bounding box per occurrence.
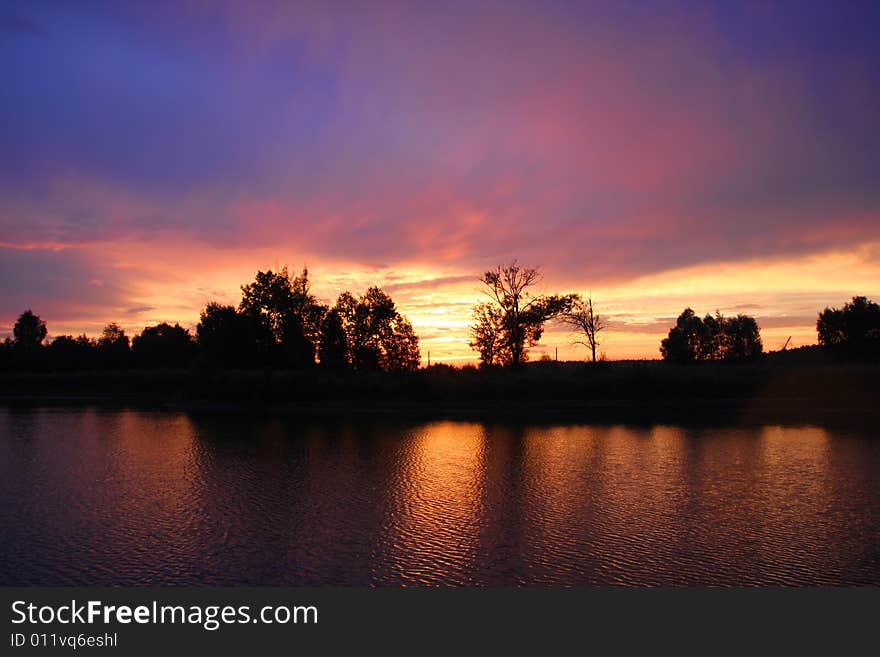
[1,410,878,585]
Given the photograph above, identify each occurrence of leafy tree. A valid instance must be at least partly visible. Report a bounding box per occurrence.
[240,269,295,340]
[700,311,729,360]
[382,315,421,371]
[132,322,197,368]
[661,309,762,362]
[0,338,13,370]
[196,303,266,368]
[278,313,316,367]
[47,334,95,370]
[329,287,420,371]
[472,262,575,366]
[239,267,327,366]
[469,302,508,366]
[349,287,398,369]
[99,322,128,347]
[660,308,703,363]
[96,322,130,368]
[317,308,348,368]
[817,307,846,346]
[13,309,47,351]
[817,296,880,358]
[724,315,763,360]
[562,296,606,363]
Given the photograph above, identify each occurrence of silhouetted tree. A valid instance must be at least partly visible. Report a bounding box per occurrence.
[817,296,880,358]
[240,269,292,339]
[317,308,348,368]
[661,309,762,362]
[239,267,327,366]
[96,322,130,368]
[472,262,575,366]
[330,287,420,371]
[700,311,728,360]
[817,307,846,346]
[47,335,95,370]
[0,338,12,370]
[382,316,421,372]
[563,296,606,362]
[196,303,266,368]
[724,315,763,360]
[469,302,508,366]
[280,314,317,367]
[13,310,47,351]
[660,308,703,363]
[132,323,196,368]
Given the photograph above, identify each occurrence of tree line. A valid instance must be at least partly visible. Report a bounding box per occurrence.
[1,267,420,372]
[1,261,877,371]
[815,295,880,358]
[657,296,879,363]
[465,262,764,366]
[659,309,763,363]
[465,263,878,365]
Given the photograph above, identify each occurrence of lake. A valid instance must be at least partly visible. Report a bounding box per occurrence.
[1,407,878,586]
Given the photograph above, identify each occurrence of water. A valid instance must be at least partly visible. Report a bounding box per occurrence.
[1,407,878,586]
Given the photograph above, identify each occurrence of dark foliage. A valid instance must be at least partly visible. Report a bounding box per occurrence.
[317,308,348,368]
[13,310,47,351]
[817,296,880,359]
[196,303,267,368]
[661,309,762,363]
[332,287,420,371]
[193,273,419,371]
[6,310,49,369]
[469,302,506,366]
[238,267,328,367]
[96,323,131,369]
[470,262,576,366]
[45,335,95,371]
[0,338,12,370]
[132,323,197,368]
[5,268,873,379]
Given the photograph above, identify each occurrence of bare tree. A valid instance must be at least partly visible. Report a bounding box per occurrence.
[473,262,575,366]
[563,295,606,362]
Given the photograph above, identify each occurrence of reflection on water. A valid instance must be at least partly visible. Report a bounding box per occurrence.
[0,408,878,585]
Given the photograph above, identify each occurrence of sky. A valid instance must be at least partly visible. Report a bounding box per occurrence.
[1,0,879,362]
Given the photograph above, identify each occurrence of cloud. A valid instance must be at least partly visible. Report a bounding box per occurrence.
[0,245,129,324]
[1,1,878,356]
[383,275,477,294]
[125,305,157,315]
[3,2,879,277]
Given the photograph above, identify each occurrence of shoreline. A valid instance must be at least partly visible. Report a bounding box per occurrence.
[1,359,877,426]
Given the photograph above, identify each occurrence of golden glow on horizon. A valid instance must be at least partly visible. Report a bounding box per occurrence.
[31,240,880,364]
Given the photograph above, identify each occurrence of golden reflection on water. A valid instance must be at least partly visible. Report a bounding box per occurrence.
[753,426,840,580]
[74,410,199,525]
[378,421,855,585]
[3,408,877,585]
[381,422,487,584]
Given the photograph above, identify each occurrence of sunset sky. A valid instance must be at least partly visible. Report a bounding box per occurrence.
[2,1,879,362]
